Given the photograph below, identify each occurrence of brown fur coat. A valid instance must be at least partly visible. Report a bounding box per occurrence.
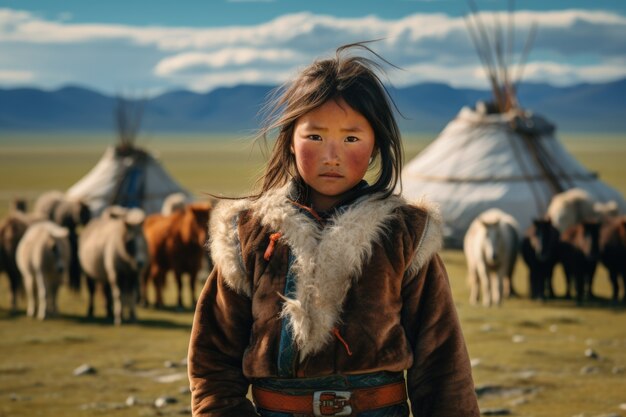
[188,183,479,416]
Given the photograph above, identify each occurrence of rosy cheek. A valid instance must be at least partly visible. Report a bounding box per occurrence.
[345,148,371,173]
[294,146,317,175]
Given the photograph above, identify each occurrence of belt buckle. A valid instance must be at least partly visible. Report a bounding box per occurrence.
[313,390,352,416]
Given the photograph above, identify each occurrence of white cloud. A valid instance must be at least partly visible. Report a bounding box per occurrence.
[0,7,625,93]
[184,68,296,92]
[522,60,626,86]
[3,8,623,51]
[154,48,304,76]
[0,69,34,83]
[398,63,489,88]
[506,9,626,26]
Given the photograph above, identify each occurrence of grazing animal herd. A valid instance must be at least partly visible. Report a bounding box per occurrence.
[465,188,626,306]
[1,186,624,322]
[0,191,213,324]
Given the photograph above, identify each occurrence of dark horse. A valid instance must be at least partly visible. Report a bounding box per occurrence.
[521,219,560,300]
[560,221,601,304]
[0,212,29,312]
[599,216,626,304]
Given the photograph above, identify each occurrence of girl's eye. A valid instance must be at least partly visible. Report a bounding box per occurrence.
[307,134,322,141]
[345,136,359,143]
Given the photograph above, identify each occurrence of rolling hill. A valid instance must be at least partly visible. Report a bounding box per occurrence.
[1,78,624,133]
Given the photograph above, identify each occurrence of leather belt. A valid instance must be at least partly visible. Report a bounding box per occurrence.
[252,381,407,416]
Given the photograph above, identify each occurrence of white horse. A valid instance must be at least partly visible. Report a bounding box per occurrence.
[464,208,520,307]
[79,207,148,325]
[16,221,71,320]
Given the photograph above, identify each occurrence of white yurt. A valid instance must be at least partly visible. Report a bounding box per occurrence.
[401,103,626,247]
[66,98,192,216]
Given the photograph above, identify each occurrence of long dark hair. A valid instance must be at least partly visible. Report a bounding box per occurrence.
[253,41,404,203]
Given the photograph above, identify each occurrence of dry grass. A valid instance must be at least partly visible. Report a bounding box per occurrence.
[1,132,625,417]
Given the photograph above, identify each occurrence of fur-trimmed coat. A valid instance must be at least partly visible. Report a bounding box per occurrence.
[188,183,479,417]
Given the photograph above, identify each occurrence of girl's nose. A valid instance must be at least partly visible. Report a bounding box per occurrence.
[323,141,340,165]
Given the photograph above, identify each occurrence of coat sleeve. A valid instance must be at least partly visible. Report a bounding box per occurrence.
[187,266,258,417]
[402,254,480,417]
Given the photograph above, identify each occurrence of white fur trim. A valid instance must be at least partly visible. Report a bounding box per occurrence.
[406,197,444,278]
[209,199,252,296]
[249,183,402,358]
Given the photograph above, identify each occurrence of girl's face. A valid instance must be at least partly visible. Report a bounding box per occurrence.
[291,98,376,212]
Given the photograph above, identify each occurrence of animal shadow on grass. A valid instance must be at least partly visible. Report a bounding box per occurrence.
[57,312,192,330]
[0,304,193,328]
[143,304,197,314]
[0,307,25,320]
[540,294,626,311]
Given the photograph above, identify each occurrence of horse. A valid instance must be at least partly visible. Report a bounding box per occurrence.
[559,221,601,304]
[16,221,71,320]
[0,211,36,312]
[79,207,148,325]
[142,202,212,309]
[33,190,91,291]
[547,188,597,233]
[521,218,561,300]
[599,216,626,304]
[464,208,520,307]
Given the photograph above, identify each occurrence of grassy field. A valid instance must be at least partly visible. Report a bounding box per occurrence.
[1,132,625,417]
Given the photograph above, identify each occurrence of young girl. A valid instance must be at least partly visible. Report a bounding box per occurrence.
[188,43,480,417]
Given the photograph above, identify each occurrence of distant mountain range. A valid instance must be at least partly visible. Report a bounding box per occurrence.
[1,78,625,133]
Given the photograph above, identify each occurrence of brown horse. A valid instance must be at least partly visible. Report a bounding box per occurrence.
[142,202,211,309]
[559,221,601,304]
[599,216,626,304]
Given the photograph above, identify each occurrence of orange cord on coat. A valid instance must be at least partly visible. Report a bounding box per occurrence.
[333,327,353,356]
[264,232,282,261]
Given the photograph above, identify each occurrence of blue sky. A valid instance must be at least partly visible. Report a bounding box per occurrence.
[1,0,625,95]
